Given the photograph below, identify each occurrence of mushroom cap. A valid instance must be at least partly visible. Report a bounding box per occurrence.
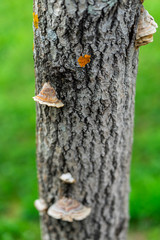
[34,199,48,212]
[33,82,64,108]
[136,8,158,40]
[47,197,91,222]
[59,173,76,184]
[135,34,153,48]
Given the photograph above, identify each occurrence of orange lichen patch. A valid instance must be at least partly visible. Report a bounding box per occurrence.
[32,43,34,51]
[78,55,91,67]
[33,12,39,29]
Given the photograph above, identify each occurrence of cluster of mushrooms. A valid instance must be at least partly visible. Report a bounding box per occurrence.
[33,1,158,223]
[33,81,91,222]
[34,173,91,222]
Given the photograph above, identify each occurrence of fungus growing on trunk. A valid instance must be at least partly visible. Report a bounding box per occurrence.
[47,197,91,222]
[34,199,48,212]
[59,173,76,184]
[33,82,64,108]
[135,7,158,48]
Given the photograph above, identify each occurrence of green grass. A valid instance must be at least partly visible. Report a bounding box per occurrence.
[130,0,160,227]
[0,0,40,239]
[0,0,160,239]
[129,224,160,240]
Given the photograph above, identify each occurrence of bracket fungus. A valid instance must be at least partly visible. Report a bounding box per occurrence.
[59,173,76,184]
[33,82,64,108]
[47,197,91,222]
[78,55,91,67]
[135,7,158,48]
[34,199,48,212]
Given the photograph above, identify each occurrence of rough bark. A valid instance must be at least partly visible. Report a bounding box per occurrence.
[33,0,141,239]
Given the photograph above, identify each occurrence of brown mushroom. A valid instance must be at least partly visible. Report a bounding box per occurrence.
[135,7,158,48]
[33,82,64,108]
[34,199,48,212]
[47,197,91,222]
[59,173,76,184]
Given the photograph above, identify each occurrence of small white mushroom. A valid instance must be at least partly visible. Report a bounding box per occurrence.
[34,199,48,212]
[135,7,158,48]
[59,172,76,184]
[33,82,64,108]
[47,197,91,222]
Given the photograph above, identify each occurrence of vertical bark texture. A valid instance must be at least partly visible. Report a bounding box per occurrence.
[33,0,141,239]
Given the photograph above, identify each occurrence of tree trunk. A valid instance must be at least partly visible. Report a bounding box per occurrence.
[33,0,141,239]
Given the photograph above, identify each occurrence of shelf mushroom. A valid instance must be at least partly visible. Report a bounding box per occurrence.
[135,7,158,48]
[47,197,91,222]
[34,199,48,212]
[33,82,64,108]
[59,173,76,184]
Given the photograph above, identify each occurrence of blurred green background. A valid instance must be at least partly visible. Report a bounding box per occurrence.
[0,1,160,239]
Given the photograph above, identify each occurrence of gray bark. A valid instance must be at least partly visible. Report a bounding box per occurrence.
[33,0,141,239]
